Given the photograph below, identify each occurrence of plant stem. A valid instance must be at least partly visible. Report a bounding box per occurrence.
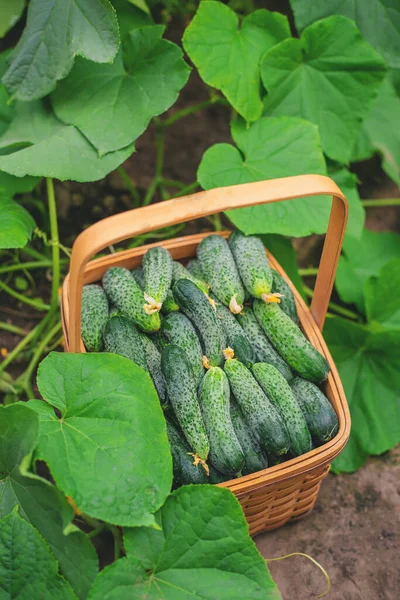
[21,246,49,261]
[110,526,124,561]
[174,182,200,197]
[143,127,165,206]
[87,524,105,539]
[0,322,28,336]
[0,280,50,311]
[161,97,228,127]
[159,178,186,189]
[47,178,61,317]
[362,198,400,207]
[299,267,319,277]
[207,214,223,231]
[0,259,67,275]
[117,166,141,207]
[303,285,360,321]
[0,323,40,374]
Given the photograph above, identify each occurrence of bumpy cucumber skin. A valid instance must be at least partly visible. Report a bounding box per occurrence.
[161,312,204,387]
[230,399,268,475]
[81,285,109,352]
[161,344,209,460]
[162,289,180,313]
[237,307,293,382]
[253,300,329,383]
[215,303,255,367]
[229,231,273,298]
[252,363,312,457]
[172,261,209,294]
[197,234,245,310]
[186,258,207,282]
[102,267,160,332]
[173,279,226,367]
[224,359,290,456]
[200,367,244,476]
[140,334,168,404]
[291,377,339,443]
[131,267,144,288]
[142,246,173,305]
[103,316,147,371]
[166,420,208,486]
[272,269,299,324]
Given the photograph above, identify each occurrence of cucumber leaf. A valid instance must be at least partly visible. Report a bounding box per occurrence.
[89,485,281,600]
[52,26,190,155]
[261,16,386,163]
[0,196,35,249]
[0,508,76,599]
[0,403,98,599]
[328,164,364,240]
[0,0,25,39]
[2,0,119,101]
[28,352,172,527]
[364,259,400,329]
[183,2,290,122]
[111,0,153,38]
[290,0,400,69]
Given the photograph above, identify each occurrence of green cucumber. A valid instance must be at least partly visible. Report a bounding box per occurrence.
[173,279,226,367]
[81,284,109,352]
[200,367,244,476]
[272,269,299,324]
[291,377,339,444]
[103,316,147,371]
[142,246,173,312]
[252,363,312,457]
[237,307,293,382]
[230,399,268,475]
[224,359,290,456]
[161,312,204,387]
[162,290,180,313]
[186,258,207,283]
[161,344,209,461]
[131,267,144,288]
[229,231,273,299]
[215,302,255,367]
[197,234,245,313]
[166,419,209,486]
[253,300,329,383]
[102,267,160,333]
[140,334,168,405]
[172,260,209,294]
[109,304,124,318]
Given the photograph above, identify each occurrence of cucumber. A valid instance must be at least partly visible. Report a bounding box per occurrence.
[131,267,144,288]
[186,258,207,283]
[229,231,273,299]
[272,269,299,324]
[172,261,209,294]
[109,304,124,318]
[161,312,204,387]
[200,367,244,476]
[237,307,293,382]
[252,363,312,457]
[166,419,208,486]
[140,334,168,405]
[162,290,180,313]
[253,300,329,383]
[103,316,147,371]
[102,267,160,333]
[142,246,173,313]
[224,359,290,456]
[215,302,255,367]
[81,284,109,352]
[230,399,268,475]
[291,377,339,444]
[197,234,245,313]
[161,344,209,462]
[173,279,226,367]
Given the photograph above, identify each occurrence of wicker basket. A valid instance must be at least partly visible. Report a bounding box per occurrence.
[61,175,351,536]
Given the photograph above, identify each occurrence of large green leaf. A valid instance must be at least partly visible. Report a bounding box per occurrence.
[111,0,152,38]
[328,164,365,240]
[89,485,281,600]
[0,196,35,249]
[0,403,98,600]
[52,26,190,155]
[364,259,400,329]
[0,100,135,182]
[0,0,25,39]
[28,352,172,527]
[335,230,400,313]
[2,0,119,101]
[290,0,400,68]
[183,2,290,122]
[0,508,76,599]
[261,16,386,163]
[324,318,400,472]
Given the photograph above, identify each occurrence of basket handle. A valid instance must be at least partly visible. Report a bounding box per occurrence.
[68,174,348,351]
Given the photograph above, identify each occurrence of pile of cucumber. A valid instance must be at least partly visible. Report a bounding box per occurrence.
[81,231,339,486]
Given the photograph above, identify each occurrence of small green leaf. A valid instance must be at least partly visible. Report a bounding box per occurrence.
[328,164,365,240]
[364,259,400,329]
[52,26,190,155]
[0,196,35,249]
[259,234,306,299]
[335,230,400,313]
[89,485,281,600]
[29,352,172,527]
[183,2,290,122]
[290,0,400,69]
[2,0,119,101]
[0,403,98,599]
[261,16,387,163]
[198,116,331,237]
[0,0,25,39]
[0,509,76,599]
[324,318,400,472]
